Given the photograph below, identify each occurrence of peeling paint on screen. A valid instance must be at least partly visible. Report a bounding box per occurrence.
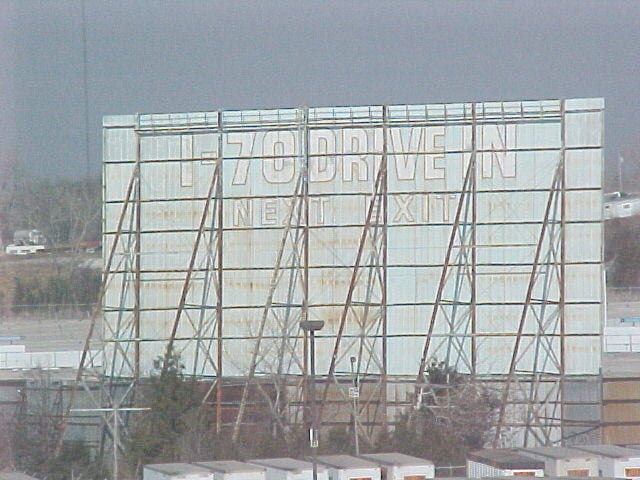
[102,98,604,385]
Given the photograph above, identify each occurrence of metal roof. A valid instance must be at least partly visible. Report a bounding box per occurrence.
[519,446,597,460]
[573,444,640,459]
[195,461,265,474]
[468,449,545,470]
[316,455,379,469]
[359,452,433,466]
[144,463,213,475]
[249,458,323,473]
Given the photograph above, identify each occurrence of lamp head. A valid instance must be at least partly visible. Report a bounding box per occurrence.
[299,320,325,332]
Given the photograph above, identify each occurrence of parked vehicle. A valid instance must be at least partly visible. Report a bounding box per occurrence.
[4,229,48,255]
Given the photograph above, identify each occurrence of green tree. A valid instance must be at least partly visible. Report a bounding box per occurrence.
[125,354,206,474]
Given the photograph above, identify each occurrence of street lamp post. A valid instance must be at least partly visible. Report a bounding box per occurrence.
[349,355,360,456]
[300,320,324,480]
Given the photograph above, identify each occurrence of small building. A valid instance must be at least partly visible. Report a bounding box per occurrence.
[316,455,381,480]
[573,444,640,478]
[144,463,214,480]
[603,192,640,219]
[518,446,599,477]
[249,458,328,480]
[359,452,435,480]
[196,461,266,480]
[466,449,545,478]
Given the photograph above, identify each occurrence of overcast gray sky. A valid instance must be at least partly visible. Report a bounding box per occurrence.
[1,0,639,181]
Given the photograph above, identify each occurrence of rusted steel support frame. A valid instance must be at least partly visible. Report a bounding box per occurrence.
[192,216,219,375]
[323,286,383,443]
[275,232,307,376]
[55,162,140,457]
[444,104,476,375]
[413,122,477,406]
[524,376,562,445]
[134,132,141,381]
[188,137,225,357]
[512,107,567,445]
[470,109,477,378]
[231,168,304,441]
[272,113,309,383]
[360,246,386,435]
[302,108,311,424]
[196,124,227,423]
[318,184,382,425]
[317,144,387,426]
[216,111,224,432]
[106,132,144,381]
[331,111,389,440]
[492,163,563,447]
[559,100,567,444]
[105,203,138,380]
[232,110,308,441]
[523,196,563,446]
[520,165,563,445]
[101,381,137,451]
[381,105,389,434]
[443,193,473,373]
[162,158,221,375]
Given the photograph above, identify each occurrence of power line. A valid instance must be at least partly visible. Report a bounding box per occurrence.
[81,0,90,179]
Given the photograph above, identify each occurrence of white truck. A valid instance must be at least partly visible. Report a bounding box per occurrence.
[5,229,48,255]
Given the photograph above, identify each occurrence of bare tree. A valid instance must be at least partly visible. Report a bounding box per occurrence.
[8,176,101,247]
[389,362,499,467]
[0,152,16,246]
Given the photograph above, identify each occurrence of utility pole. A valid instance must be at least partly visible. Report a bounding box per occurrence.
[349,355,360,455]
[71,405,150,480]
[619,155,625,192]
[300,320,324,480]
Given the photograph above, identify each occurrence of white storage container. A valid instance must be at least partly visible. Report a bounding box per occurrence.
[316,455,381,480]
[359,452,434,480]
[144,463,214,480]
[466,449,544,478]
[519,446,599,477]
[196,460,266,480]
[574,444,640,478]
[249,458,328,480]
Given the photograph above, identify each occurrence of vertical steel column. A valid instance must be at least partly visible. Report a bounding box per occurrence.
[470,104,478,378]
[381,105,389,432]
[133,128,141,381]
[559,100,567,444]
[216,110,224,433]
[310,328,319,480]
[303,107,311,422]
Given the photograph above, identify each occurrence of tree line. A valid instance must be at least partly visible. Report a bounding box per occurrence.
[9,356,497,479]
[0,159,101,248]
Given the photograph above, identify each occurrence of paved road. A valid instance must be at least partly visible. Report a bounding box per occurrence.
[0,315,96,352]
